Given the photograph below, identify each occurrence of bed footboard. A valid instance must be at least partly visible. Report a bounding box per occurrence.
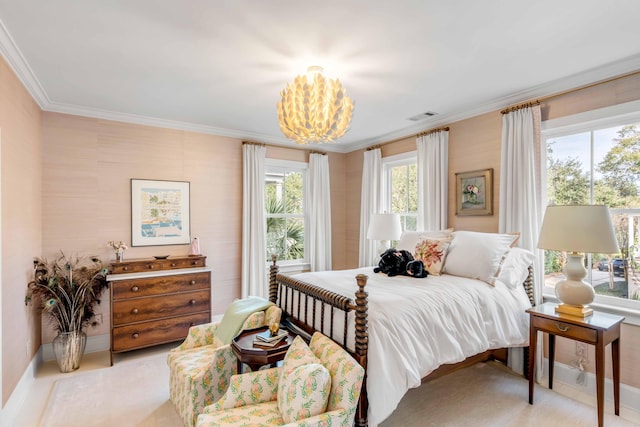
[268,255,370,427]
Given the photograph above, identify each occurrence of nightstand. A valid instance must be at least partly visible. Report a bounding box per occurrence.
[231,326,295,373]
[527,302,624,427]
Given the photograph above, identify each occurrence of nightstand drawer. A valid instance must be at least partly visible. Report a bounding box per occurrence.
[532,316,597,342]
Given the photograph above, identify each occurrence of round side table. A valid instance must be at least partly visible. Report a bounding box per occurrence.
[231,326,295,373]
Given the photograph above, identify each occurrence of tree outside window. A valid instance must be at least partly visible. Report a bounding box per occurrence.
[388,161,418,232]
[265,169,306,262]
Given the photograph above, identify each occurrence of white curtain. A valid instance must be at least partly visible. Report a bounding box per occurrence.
[417,130,449,231]
[241,144,267,298]
[309,153,332,271]
[499,105,544,379]
[359,148,382,267]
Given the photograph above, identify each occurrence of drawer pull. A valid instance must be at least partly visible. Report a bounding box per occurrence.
[148,265,155,269]
[190,280,196,285]
[189,299,196,305]
[191,261,199,265]
[171,263,177,267]
[131,286,139,292]
[123,267,128,271]
[131,308,139,315]
[132,333,139,339]
[555,323,570,332]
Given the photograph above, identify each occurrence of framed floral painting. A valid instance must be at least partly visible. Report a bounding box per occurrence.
[131,179,191,246]
[455,168,493,216]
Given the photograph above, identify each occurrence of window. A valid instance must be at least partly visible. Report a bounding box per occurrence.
[543,107,640,309]
[383,152,418,232]
[265,160,308,264]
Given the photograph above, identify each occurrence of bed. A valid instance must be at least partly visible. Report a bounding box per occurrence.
[267,230,536,427]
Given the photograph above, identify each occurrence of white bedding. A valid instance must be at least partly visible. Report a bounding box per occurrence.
[292,268,531,427]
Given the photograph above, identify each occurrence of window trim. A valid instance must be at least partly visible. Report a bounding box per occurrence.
[264,158,309,267]
[541,103,640,317]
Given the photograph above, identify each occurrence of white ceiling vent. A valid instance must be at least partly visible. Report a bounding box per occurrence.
[407,111,439,121]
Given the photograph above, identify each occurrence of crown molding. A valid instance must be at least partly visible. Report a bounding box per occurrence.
[0,17,49,108]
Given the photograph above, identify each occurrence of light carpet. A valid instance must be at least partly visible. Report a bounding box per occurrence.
[41,352,638,427]
[40,352,181,427]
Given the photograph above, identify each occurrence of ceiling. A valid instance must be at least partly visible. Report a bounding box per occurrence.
[1,1,640,153]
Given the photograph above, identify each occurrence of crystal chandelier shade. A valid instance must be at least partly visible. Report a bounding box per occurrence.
[277,66,355,144]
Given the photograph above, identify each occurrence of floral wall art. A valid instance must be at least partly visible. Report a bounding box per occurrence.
[455,168,493,216]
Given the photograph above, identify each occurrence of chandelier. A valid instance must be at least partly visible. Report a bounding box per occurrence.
[277,66,355,144]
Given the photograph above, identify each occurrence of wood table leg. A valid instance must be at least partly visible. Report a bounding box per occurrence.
[548,334,555,390]
[528,325,537,404]
[612,338,620,416]
[596,340,605,427]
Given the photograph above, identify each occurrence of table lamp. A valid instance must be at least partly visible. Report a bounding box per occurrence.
[367,213,402,254]
[537,205,620,317]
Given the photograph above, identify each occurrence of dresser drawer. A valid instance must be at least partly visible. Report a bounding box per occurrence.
[532,316,597,343]
[111,259,164,274]
[112,289,210,325]
[111,256,207,274]
[162,256,206,270]
[112,272,210,299]
[112,311,210,352]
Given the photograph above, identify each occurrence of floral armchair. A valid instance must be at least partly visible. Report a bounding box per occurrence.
[195,332,365,427]
[167,305,282,427]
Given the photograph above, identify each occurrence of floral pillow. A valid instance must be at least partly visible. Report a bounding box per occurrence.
[277,363,331,423]
[279,336,321,382]
[413,236,453,276]
[397,228,454,252]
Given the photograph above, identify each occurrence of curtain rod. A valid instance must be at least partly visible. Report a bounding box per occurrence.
[417,126,450,137]
[243,140,327,154]
[501,68,640,114]
[366,126,451,150]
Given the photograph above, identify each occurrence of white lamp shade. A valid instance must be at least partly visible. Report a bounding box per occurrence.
[367,213,402,241]
[537,205,620,254]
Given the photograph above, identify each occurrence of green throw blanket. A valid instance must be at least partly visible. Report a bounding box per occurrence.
[214,296,274,345]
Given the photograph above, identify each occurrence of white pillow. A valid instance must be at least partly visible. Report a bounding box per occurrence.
[497,247,535,289]
[396,229,453,252]
[443,231,519,285]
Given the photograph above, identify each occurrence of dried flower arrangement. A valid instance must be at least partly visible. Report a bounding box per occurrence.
[25,252,109,333]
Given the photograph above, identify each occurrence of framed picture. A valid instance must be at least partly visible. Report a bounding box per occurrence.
[455,168,493,216]
[131,179,191,246]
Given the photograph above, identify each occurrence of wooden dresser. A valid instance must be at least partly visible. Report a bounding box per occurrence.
[107,255,212,365]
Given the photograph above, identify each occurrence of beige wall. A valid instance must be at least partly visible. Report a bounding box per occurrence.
[41,113,245,341]
[0,57,42,405]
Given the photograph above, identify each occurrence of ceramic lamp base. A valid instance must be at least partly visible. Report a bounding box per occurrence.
[555,303,593,318]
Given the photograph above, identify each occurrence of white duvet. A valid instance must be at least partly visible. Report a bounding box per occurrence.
[292,268,531,427]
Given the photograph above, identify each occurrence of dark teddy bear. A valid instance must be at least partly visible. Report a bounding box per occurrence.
[374,248,427,278]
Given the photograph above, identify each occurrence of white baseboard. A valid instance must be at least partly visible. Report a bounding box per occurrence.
[541,358,640,416]
[41,333,110,361]
[1,346,42,427]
